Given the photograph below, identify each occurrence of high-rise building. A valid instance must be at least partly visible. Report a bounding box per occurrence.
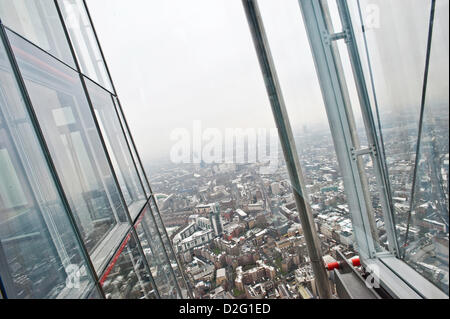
[0,0,190,299]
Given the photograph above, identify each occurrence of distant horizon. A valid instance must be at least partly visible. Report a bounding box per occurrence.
[87,0,448,173]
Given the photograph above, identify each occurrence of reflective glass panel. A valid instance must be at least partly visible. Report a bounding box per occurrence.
[0,0,75,68]
[58,0,113,92]
[0,35,93,298]
[258,0,357,252]
[407,0,449,295]
[85,78,146,220]
[8,30,129,273]
[322,0,385,251]
[348,0,449,294]
[149,197,189,297]
[352,0,431,227]
[99,231,156,299]
[134,205,180,298]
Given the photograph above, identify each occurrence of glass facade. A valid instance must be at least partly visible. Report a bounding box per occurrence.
[113,96,151,198]
[0,31,94,299]
[346,0,449,294]
[0,0,75,68]
[149,196,190,298]
[0,0,185,299]
[134,204,180,298]
[99,231,156,299]
[10,30,130,273]
[402,0,448,293]
[0,0,448,299]
[85,78,146,220]
[57,0,113,92]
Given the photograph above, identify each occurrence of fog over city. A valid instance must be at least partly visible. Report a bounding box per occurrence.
[86,0,330,164]
[0,0,447,302]
[87,0,448,166]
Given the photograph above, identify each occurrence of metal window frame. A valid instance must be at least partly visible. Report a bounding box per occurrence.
[298,0,378,260]
[242,0,332,299]
[109,94,150,220]
[78,1,192,296]
[139,199,184,298]
[334,0,400,257]
[110,91,192,297]
[334,0,447,299]
[58,0,188,298]
[79,74,161,299]
[81,75,148,210]
[81,0,189,298]
[0,19,103,299]
[0,61,69,297]
[148,195,194,298]
[7,13,154,296]
[111,96,151,197]
[81,0,116,95]
[1,2,163,298]
[55,0,115,94]
[57,0,162,295]
[133,202,183,299]
[98,226,159,299]
[297,0,448,299]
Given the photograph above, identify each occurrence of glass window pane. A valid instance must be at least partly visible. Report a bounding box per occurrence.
[0,0,75,68]
[113,97,151,198]
[135,205,180,298]
[258,0,358,250]
[149,197,189,297]
[348,0,449,293]
[58,0,113,92]
[99,231,156,299]
[8,30,129,274]
[0,36,94,298]
[85,79,147,219]
[407,0,449,295]
[352,0,432,226]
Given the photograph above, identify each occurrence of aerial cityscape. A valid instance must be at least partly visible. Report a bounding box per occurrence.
[146,107,449,299]
[0,0,448,304]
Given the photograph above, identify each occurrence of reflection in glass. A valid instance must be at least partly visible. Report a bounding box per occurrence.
[149,197,189,297]
[258,0,355,250]
[135,205,180,298]
[58,0,113,92]
[352,0,432,224]
[350,0,449,293]
[405,0,449,294]
[0,0,75,68]
[85,78,146,219]
[99,232,156,299]
[0,36,94,298]
[8,30,129,273]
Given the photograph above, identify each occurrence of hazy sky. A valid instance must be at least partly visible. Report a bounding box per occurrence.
[86,0,329,164]
[86,0,448,165]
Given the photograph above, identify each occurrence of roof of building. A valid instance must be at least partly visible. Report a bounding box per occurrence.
[216,268,226,278]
